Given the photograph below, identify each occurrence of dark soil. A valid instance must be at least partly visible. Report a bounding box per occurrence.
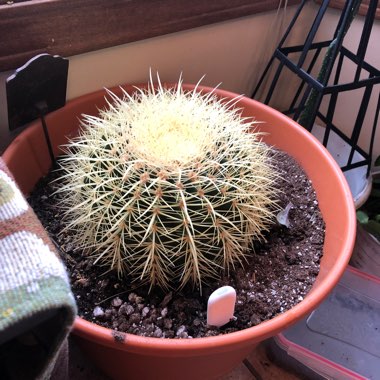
[28,150,325,339]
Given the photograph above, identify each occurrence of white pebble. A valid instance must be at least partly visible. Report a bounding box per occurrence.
[111,297,123,307]
[161,307,168,317]
[142,307,150,317]
[93,306,104,318]
[176,325,187,336]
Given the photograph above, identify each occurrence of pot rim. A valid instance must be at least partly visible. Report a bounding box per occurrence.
[3,83,356,354]
[70,84,356,354]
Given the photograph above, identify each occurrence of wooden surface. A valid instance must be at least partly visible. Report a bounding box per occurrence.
[316,0,380,19]
[0,0,301,71]
[220,343,303,380]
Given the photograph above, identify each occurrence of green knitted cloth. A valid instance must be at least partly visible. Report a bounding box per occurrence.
[0,158,77,380]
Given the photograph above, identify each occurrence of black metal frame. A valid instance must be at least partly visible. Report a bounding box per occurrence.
[252,0,380,176]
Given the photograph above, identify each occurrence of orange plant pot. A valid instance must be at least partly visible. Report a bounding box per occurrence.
[2,84,356,380]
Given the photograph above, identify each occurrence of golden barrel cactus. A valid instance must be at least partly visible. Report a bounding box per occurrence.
[57,78,278,290]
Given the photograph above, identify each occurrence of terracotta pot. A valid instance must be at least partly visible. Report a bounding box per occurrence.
[2,84,356,380]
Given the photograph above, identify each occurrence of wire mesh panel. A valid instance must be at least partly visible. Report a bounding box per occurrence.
[252,0,380,205]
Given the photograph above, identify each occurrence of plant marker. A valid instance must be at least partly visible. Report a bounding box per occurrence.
[207,286,237,327]
[276,202,293,228]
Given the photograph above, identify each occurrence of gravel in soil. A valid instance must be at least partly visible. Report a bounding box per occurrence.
[28,150,325,339]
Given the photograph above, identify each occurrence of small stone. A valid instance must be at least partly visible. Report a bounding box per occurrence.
[129,313,140,324]
[112,320,120,329]
[118,303,129,315]
[93,306,104,318]
[144,324,155,335]
[142,307,150,317]
[111,297,123,307]
[76,278,90,289]
[161,307,168,318]
[176,325,187,336]
[118,322,129,332]
[163,318,173,329]
[250,315,261,325]
[125,304,135,315]
[164,330,175,339]
[104,309,113,320]
[153,327,163,338]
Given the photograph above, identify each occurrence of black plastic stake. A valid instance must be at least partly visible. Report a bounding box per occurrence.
[6,54,69,165]
[35,100,55,165]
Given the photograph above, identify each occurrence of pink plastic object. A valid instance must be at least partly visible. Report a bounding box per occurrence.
[273,266,380,380]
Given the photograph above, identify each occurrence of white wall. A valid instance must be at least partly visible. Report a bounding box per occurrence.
[0,6,298,152]
[65,6,299,100]
[1,6,302,152]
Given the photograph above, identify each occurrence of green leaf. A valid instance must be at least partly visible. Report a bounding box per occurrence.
[375,215,380,222]
[371,189,380,198]
[356,210,369,224]
[362,220,380,242]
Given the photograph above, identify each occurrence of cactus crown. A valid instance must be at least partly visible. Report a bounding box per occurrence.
[57,77,279,290]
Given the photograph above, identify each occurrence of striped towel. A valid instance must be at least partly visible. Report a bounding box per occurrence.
[0,158,77,380]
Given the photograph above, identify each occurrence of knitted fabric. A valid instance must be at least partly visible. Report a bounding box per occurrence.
[0,158,77,380]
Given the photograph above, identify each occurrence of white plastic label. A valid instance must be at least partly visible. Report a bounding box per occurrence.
[207,286,236,327]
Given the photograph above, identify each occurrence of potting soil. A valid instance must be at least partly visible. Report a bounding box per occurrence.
[28,149,324,339]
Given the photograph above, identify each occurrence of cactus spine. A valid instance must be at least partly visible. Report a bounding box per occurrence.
[57,78,278,290]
